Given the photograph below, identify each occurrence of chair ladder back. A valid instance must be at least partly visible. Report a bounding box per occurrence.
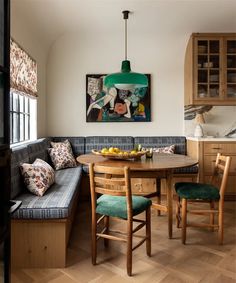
[124,166,133,221]
[89,164,132,196]
[211,153,231,197]
[89,163,97,220]
[89,164,133,218]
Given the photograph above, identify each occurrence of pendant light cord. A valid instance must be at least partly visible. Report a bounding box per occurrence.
[125,18,127,60]
[122,11,129,61]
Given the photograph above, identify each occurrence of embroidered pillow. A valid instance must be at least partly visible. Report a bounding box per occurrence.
[48,147,77,170]
[50,139,74,155]
[20,158,55,197]
[152,145,175,154]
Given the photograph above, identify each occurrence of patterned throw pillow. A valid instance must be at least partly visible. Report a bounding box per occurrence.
[48,140,77,170]
[152,145,175,154]
[50,139,73,154]
[20,158,55,196]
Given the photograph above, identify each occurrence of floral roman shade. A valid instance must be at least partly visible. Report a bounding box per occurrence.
[10,38,37,98]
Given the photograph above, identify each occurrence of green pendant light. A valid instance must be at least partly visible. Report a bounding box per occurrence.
[104,10,148,91]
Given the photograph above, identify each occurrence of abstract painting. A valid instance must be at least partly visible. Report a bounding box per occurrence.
[86,74,151,122]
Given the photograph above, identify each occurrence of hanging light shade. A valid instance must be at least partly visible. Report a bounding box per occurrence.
[104,10,148,91]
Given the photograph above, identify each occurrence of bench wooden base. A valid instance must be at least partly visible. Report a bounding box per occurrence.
[11,189,79,268]
[11,219,68,268]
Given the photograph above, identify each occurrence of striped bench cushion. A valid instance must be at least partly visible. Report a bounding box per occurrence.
[27,138,51,163]
[12,166,82,219]
[11,145,29,199]
[85,136,134,153]
[134,136,186,155]
[51,137,85,156]
[174,165,198,174]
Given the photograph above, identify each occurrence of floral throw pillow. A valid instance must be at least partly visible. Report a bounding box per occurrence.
[48,144,77,170]
[152,145,175,154]
[20,158,55,197]
[50,139,74,155]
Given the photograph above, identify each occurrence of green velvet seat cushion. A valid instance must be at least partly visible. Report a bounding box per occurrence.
[96,195,152,219]
[175,182,220,200]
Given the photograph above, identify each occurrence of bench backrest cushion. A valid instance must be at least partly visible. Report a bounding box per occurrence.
[27,138,51,163]
[134,136,186,155]
[51,137,85,157]
[11,145,29,199]
[85,136,134,153]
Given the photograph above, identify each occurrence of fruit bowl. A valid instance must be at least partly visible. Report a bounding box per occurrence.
[91,149,147,160]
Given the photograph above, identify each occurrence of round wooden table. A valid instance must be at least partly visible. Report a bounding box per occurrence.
[77,153,198,238]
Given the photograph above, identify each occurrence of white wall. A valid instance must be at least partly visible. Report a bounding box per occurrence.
[11,0,236,138]
[11,10,47,138]
[47,31,186,136]
[185,106,236,138]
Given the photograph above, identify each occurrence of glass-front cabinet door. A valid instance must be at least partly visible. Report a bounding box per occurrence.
[225,38,236,99]
[194,37,222,101]
[188,34,236,105]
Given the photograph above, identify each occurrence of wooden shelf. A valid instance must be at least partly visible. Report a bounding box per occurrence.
[184,33,236,106]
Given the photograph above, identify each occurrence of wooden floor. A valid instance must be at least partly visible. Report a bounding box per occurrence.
[11,199,236,283]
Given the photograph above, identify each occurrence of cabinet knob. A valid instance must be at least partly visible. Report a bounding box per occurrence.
[212,147,221,150]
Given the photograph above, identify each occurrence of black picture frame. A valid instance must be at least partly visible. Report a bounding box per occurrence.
[86,74,151,122]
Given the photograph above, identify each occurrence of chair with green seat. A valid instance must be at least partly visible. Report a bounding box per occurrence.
[89,163,152,276]
[175,153,231,245]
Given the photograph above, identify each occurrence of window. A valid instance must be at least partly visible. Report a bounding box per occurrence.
[10,39,37,145]
[10,91,36,144]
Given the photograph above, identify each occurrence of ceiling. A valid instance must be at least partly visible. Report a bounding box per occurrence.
[11,0,236,52]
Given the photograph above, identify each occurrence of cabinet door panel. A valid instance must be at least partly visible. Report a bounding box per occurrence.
[131,178,156,195]
[225,38,236,99]
[185,33,236,106]
[195,37,221,100]
[204,142,236,154]
[204,155,236,174]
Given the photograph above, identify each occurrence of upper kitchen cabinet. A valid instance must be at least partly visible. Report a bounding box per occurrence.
[184,33,236,106]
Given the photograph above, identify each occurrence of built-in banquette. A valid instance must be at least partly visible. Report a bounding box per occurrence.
[10,136,198,268]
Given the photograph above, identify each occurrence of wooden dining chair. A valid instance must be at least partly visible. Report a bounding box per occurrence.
[89,163,152,276]
[175,153,231,245]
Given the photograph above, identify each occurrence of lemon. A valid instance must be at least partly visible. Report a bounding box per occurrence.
[101,148,108,154]
[114,147,120,153]
[109,147,115,153]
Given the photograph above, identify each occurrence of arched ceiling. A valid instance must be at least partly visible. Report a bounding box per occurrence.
[11,0,236,53]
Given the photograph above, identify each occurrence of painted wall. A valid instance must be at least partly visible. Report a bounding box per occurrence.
[11,10,47,138]
[185,106,236,138]
[11,1,236,138]
[47,31,186,136]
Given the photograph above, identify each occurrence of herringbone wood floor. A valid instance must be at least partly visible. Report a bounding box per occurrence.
[11,199,236,283]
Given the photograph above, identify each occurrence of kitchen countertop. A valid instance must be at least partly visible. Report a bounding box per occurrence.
[186,137,236,142]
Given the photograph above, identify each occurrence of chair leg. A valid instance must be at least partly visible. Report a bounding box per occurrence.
[146,207,151,257]
[176,196,181,228]
[218,201,224,245]
[156,178,161,216]
[181,198,187,244]
[104,216,109,247]
[91,213,97,265]
[210,201,215,232]
[127,219,133,276]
